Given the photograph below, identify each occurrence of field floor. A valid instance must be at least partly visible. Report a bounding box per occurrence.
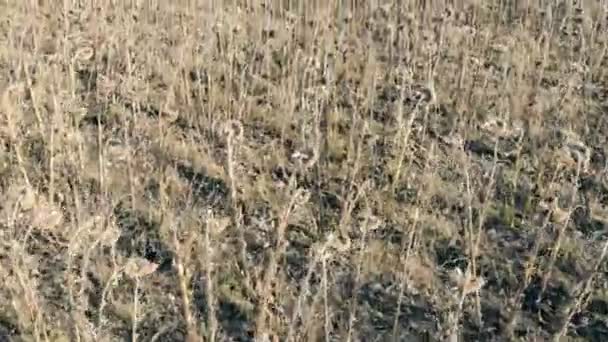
[1,1,608,341]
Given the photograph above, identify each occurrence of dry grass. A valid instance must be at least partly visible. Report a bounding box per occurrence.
[0,0,607,341]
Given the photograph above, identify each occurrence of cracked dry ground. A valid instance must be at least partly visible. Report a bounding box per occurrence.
[1,1,608,342]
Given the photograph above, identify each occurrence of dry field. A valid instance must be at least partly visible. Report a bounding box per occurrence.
[0,0,607,341]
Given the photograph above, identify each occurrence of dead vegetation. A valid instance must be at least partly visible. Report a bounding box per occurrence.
[0,0,607,341]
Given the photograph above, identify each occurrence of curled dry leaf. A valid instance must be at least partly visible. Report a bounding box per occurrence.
[589,201,608,225]
[462,274,485,297]
[124,257,159,279]
[481,116,524,139]
[100,223,121,247]
[3,184,37,211]
[1,183,63,231]
[294,188,311,206]
[404,255,435,292]
[211,216,231,236]
[360,214,383,234]
[490,43,509,54]
[0,83,26,141]
[185,330,202,342]
[449,267,485,297]
[74,46,94,62]
[554,148,579,170]
[28,200,63,231]
[551,205,571,225]
[449,268,465,287]
[324,232,351,254]
[223,120,244,140]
